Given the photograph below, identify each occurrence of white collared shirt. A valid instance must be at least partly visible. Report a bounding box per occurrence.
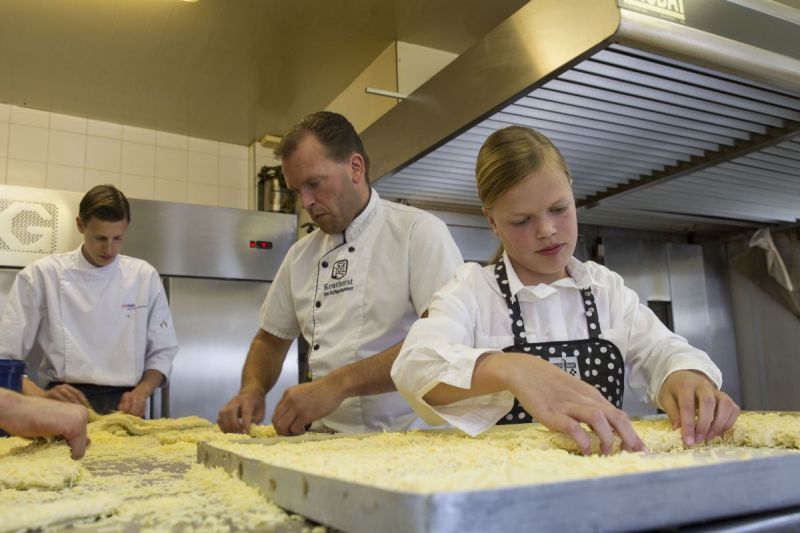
[0,247,178,387]
[260,190,464,433]
[392,253,723,436]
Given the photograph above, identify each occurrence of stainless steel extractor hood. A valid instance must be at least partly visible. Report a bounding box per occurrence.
[363,0,800,235]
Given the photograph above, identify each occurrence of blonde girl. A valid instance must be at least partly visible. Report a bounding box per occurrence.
[392,126,739,455]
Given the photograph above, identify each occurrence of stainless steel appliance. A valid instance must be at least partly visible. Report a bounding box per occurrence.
[365,0,800,233]
[0,184,298,422]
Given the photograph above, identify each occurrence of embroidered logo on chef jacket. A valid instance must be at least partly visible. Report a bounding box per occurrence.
[323,259,354,297]
[331,259,349,280]
[122,303,147,317]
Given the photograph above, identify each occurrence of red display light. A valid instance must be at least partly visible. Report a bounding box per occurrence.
[249,240,272,250]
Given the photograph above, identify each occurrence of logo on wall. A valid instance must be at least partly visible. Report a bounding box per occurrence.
[0,200,59,254]
[618,0,686,23]
[331,259,349,280]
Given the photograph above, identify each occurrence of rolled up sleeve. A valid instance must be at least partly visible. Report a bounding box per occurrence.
[392,264,515,436]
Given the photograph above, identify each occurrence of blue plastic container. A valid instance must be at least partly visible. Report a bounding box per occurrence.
[0,359,26,437]
[0,359,26,392]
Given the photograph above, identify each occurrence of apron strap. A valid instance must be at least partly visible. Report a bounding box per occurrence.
[579,288,602,339]
[494,262,527,343]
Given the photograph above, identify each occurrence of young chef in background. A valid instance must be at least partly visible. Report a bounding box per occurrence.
[0,388,88,459]
[0,185,178,416]
[392,125,740,455]
[218,111,463,435]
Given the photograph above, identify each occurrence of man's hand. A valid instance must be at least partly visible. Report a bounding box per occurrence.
[658,369,740,446]
[218,392,266,434]
[506,354,645,455]
[118,390,149,417]
[45,383,90,408]
[0,390,89,459]
[272,378,345,436]
[117,369,164,417]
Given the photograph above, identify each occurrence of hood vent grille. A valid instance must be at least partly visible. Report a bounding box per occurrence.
[375,44,800,233]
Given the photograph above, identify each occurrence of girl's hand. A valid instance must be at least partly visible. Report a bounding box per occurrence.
[504,354,646,455]
[658,370,740,446]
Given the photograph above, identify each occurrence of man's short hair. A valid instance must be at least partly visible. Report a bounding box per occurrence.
[79,184,131,223]
[275,111,370,182]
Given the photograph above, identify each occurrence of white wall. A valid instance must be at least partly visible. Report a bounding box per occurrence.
[0,103,250,209]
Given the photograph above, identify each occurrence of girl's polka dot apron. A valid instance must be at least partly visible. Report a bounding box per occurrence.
[493,261,625,424]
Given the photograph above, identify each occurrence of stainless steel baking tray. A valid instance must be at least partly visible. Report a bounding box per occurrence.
[198,423,800,533]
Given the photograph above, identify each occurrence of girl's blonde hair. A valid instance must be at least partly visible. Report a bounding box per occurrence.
[475,126,572,264]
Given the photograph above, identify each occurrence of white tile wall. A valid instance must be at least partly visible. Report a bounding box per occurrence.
[87,119,122,139]
[48,131,86,167]
[85,168,121,189]
[219,186,248,209]
[188,151,218,186]
[0,122,8,159]
[220,142,248,159]
[9,124,49,162]
[188,137,218,155]
[121,141,155,177]
[123,125,156,145]
[86,136,122,173]
[11,106,49,128]
[0,104,251,209]
[156,131,188,150]
[155,178,187,203]
[47,164,85,192]
[155,147,187,181]
[50,113,87,134]
[122,174,154,200]
[7,159,46,188]
[187,183,217,205]
[219,156,248,189]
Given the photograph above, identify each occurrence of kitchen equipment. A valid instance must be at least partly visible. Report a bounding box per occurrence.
[0,359,25,392]
[0,359,26,437]
[199,422,800,533]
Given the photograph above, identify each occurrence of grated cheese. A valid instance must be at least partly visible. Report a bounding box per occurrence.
[0,415,295,533]
[213,413,800,494]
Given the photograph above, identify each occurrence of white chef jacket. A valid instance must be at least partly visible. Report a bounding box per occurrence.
[260,189,463,433]
[0,247,178,387]
[392,253,723,436]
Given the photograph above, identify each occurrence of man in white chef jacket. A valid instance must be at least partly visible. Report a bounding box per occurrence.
[0,185,178,416]
[218,111,463,435]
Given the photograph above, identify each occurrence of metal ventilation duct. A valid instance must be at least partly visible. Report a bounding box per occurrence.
[363,0,800,234]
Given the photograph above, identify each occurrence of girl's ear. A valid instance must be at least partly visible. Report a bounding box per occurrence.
[483,207,500,237]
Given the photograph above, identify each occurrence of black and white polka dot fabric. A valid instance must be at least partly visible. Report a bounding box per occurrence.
[493,261,625,425]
